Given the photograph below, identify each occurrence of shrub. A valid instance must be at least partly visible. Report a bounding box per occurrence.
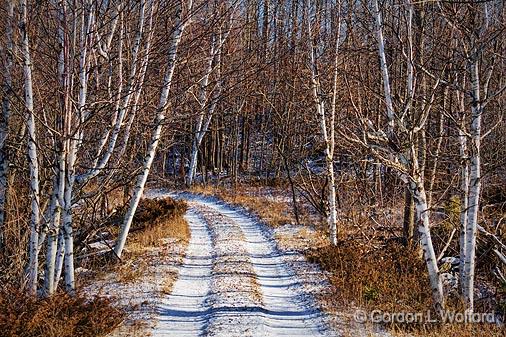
[0,287,124,337]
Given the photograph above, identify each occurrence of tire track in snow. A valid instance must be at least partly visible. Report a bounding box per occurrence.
[151,191,335,336]
[152,209,213,336]
[196,204,264,336]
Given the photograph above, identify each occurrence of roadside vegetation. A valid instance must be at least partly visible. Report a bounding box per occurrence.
[190,179,505,336]
[0,196,188,337]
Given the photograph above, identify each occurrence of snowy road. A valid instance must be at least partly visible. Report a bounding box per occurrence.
[150,192,335,337]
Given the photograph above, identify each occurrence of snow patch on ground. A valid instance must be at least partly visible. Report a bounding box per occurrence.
[82,236,186,336]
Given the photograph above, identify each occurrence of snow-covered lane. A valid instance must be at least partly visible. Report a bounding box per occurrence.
[152,209,213,337]
[151,191,335,336]
[199,199,330,337]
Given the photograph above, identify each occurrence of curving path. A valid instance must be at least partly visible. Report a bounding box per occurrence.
[151,192,335,337]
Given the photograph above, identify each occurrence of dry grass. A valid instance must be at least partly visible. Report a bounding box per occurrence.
[128,214,190,250]
[191,184,293,226]
[304,223,504,336]
[0,286,124,337]
[115,207,189,288]
[84,197,190,285]
[114,199,189,284]
[307,241,433,313]
[79,196,190,336]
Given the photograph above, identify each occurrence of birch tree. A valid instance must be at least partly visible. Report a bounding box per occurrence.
[114,0,193,258]
[459,1,505,313]
[76,0,153,185]
[187,17,233,186]
[19,0,41,295]
[43,0,67,295]
[340,0,446,313]
[306,0,342,245]
[437,0,506,313]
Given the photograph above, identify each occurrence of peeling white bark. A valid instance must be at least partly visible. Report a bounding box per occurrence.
[373,0,395,133]
[456,89,470,298]
[307,0,340,245]
[62,1,95,292]
[187,11,235,186]
[77,0,151,184]
[411,178,445,314]
[370,0,445,312]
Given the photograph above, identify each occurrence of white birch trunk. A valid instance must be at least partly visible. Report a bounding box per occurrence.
[410,177,446,314]
[19,0,41,296]
[404,147,445,313]
[462,59,482,312]
[307,1,339,245]
[188,36,216,186]
[45,163,65,295]
[373,0,395,133]
[114,0,192,258]
[112,1,156,168]
[62,2,95,292]
[54,231,65,287]
[43,0,68,296]
[77,0,150,184]
[187,20,233,186]
[456,89,470,298]
[372,0,445,312]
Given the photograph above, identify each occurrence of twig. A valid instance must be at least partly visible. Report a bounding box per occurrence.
[437,228,457,261]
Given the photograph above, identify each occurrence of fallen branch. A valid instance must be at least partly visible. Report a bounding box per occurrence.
[477,224,506,251]
[437,228,457,261]
[492,249,506,266]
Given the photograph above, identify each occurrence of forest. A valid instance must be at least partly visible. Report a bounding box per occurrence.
[0,0,505,336]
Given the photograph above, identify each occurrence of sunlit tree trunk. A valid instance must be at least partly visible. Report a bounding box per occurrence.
[372,0,445,312]
[45,0,68,295]
[372,0,394,134]
[188,36,216,186]
[307,0,341,245]
[19,0,41,296]
[456,88,469,299]
[77,0,151,184]
[62,1,95,292]
[462,58,482,312]
[187,10,234,186]
[114,0,193,258]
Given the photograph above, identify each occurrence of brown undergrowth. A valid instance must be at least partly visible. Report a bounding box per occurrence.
[0,197,189,337]
[0,287,124,337]
[82,197,189,284]
[307,224,504,336]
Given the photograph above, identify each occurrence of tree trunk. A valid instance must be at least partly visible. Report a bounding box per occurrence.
[114,0,192,258]
[412,181,445,314]
[20,0,41,296]
[462,59,482,313]
[307,0,341,245]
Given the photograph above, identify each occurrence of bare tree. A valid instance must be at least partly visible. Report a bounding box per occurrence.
[114,0,194,258]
